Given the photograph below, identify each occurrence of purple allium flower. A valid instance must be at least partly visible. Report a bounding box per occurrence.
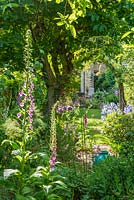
[67,105,73,111]
[17,113,22,118]
[57,106,63,113]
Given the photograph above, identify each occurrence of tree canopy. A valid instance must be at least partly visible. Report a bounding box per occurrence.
[1,0,134,109]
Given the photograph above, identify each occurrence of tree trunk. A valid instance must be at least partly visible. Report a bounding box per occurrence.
[47,85,56,110]
[41,55,57,112]
[119,82,126,112]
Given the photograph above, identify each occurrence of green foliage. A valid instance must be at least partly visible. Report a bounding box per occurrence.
[78,108,101,119]
[55,155,134,199]
[122,45,134,105]
[3,118,22,139]
[95,69,116,92]
[102,112,134,155]
[83,156,134,199]
[103,93,118,104]
[56,106,79,163]
[0,30,66,200]
[0,70,20,121]
[1,165,67,200]
[55,166,87,200]
[1,0,134,109]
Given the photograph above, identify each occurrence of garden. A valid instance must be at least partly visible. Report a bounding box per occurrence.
[0,0,134,200]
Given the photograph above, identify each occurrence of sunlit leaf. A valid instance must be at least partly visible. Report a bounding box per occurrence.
[15,155,23,163]
[16,194,27,200]
[69,25,76,38]
[1,139,20,149]
[56,0,63,3]
[121,31,132,39]
[30,171,43,178]
[56,21,65,26]
[22,186,32,195]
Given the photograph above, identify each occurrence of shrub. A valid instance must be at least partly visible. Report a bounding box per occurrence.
[102,112,134,156]
[83,156,134,200]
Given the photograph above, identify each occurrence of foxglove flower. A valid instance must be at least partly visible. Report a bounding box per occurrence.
[49,146,57,172]
[17,113,22,118]
[19,91,24,97]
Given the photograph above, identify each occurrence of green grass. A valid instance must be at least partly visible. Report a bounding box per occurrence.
[78,108,101,119]
[76,108,113,151]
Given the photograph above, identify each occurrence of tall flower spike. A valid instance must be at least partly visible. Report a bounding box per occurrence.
[17,29,35,133]
[49,102,57,171]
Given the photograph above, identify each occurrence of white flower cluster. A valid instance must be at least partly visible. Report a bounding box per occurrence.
[101,103,133,120]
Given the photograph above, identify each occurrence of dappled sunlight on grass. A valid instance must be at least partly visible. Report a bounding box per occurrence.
[76,108,117,154]
[78,108,101,119]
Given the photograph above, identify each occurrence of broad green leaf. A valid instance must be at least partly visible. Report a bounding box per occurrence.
[29,152,46,159]
[53,180,66,186]
[43,185,52,194]
[4,169,20,179]
[69,25,76,38]
[24,151,31,161]
[26,197,37,200]
[47,194,63,200]
[68,13,77,23]
[22,186,32,195]
[2,3,19,14]
[30,171,42,178]
[121,31,132,39]
[16,194,27,200]
[1,139,20,149]
[56,21,65,26]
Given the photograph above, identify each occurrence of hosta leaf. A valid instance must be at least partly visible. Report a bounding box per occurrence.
[1,139,20,149]
[53,180,66,186]
[16,194,27,200]
[47,194,63,200]
[43,185,52,194]
[4,169,20,179]
[29,152,46,159]
[26,197,37,200]
[30,171,42,178]
[22,186,32,195]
